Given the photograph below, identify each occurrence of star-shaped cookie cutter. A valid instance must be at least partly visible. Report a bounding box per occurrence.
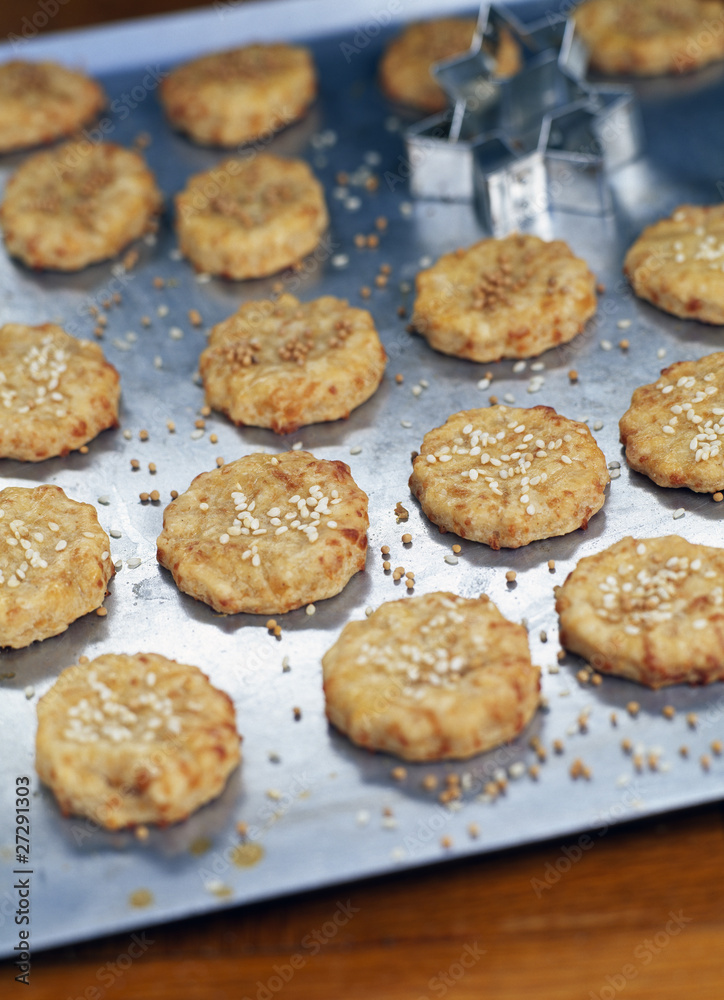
[403,5,643,234]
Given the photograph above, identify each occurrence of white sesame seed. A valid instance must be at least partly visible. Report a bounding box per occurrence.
[600,340,612,350]
[617,319,632,329]
[306,604,316,616]
[55,539,67,551]
[444,554,459,565]
[199,502,209,511]
[127,557,142,568]
[673,508,685,519]
[191,429,204,439]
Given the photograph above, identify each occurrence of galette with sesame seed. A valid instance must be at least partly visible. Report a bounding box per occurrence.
[411,233,597,363]
[174,153,328,280]
[0,142,161,272]
[0,485,113,649]
[199,294,386,434]
[160,42,316,147]
[156,451,369,615]
[556,535,724,688]
[35,652,240,828]
[323,591,540,761]
[620,352,724,493]
[0,323,120,462]
[409,405,609,549]
[624,204,724,324]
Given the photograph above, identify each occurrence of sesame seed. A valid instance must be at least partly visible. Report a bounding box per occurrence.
[55,539,67,551]
[505,570,516,583]
[306,604,315,616]
[673,508,685,519]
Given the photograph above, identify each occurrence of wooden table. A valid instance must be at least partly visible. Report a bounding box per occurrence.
[2,2,724,996]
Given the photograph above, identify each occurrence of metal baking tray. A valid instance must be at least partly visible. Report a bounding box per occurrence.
[3,0,724,958]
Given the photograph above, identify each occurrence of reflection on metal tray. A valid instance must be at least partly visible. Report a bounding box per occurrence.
[2,0,724,959]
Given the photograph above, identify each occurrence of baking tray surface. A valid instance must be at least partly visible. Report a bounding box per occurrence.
[2,0,724,957]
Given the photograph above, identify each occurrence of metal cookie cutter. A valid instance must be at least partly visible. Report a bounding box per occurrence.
[403,6,644,235]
